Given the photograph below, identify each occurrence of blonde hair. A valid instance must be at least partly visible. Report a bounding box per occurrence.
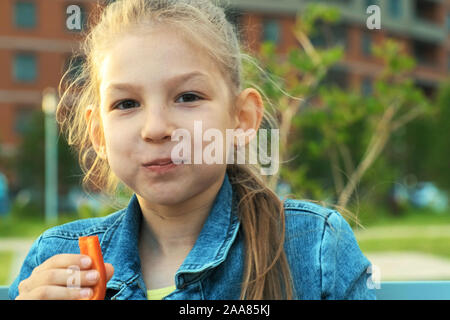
[58,0,295,299]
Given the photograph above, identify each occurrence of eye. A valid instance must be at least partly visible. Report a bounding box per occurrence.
[113,99,140,110]
[176,92,202,104]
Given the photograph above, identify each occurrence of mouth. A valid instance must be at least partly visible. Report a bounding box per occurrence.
[144,157,174,166]
[142,157,183,174]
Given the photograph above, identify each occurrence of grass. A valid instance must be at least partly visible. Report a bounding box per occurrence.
[362,212,450,228]
[354,205,450,227]
[0,251,14,285]
[0,204,117,239]
[353,207,450,260]
[0,209,112,239]
[0,213,81,287]
[0,215,76,239]
[358,236,450,260]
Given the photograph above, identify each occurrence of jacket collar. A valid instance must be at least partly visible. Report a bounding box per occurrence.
[101,171,240,297]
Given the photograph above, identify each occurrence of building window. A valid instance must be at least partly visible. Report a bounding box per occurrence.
[63,55,85,84]
[311,23,347,49]
[365,0,378,10]
[361,32,372,56]
[262,19,280,44]
[413,40,438,67]
[361,77,373,96]
[13,53,37,83]
[323,67,349,89]
[14,107,34,135]
[310,32,326,48]
[447,13,450,32]
[14,1,37,29]
[388,0,402,18]
[333,24,348,49]
[414,1,440,24]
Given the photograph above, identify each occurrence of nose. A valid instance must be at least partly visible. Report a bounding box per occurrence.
[140,105,174,143]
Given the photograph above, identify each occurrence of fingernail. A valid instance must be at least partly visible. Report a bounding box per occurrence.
[80,288,92,298]
[86,270,98,281]
[81,257,91,268]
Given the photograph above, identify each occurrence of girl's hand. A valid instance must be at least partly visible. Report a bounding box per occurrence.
[15,254,114,300]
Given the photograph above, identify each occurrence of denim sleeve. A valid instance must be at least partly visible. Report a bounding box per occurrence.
[8,235,43,300]
[320,211,377,300]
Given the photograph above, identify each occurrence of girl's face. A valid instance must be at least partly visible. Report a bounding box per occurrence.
[96,27,237,206]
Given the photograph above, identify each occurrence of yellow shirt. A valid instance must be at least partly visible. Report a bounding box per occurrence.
[147,285,176,300]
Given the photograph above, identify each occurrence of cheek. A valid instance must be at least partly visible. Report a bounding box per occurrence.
[199,123,236,164]
[102,121,135,164]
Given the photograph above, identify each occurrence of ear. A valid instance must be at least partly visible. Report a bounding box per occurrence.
[233,88,264,147]
[85,105,107,160]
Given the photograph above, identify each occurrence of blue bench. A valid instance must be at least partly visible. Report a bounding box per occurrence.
[1,281,449,300]
[374,281,450,300]
[0,286,8,300]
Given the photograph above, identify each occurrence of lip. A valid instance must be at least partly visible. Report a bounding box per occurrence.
[142,157,183,174]
[144,157,175,166]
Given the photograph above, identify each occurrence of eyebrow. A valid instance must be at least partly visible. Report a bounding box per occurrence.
[102,71,210,93]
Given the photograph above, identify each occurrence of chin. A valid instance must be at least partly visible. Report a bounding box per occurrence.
[147,192,187,206]
[135,165,226,206]
[139,181,194,206]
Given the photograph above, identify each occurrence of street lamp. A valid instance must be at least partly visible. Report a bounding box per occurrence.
[42,87,58,224]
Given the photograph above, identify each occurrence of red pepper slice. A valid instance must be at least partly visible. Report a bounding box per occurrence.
[78,235,107,300]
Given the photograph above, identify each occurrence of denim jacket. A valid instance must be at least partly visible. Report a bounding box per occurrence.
[9,172,376,300]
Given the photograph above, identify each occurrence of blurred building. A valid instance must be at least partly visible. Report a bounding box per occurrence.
[0,0,101,162]
[0,0,105,190]
[0,0,449,163]
[226,0,450,96]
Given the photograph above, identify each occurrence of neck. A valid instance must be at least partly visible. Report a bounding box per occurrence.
[137,176,224,258]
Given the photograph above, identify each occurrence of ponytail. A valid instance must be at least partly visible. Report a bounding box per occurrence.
[227,164,295,299]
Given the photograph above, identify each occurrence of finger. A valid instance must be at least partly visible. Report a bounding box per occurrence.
[105,263,114,282]
[33,254,92,274]
[17,285,93,300]
[31,268,104,289]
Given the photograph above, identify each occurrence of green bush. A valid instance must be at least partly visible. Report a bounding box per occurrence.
[0,251,13,285]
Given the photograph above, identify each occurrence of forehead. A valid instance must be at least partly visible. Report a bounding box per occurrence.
[99,29,226,94]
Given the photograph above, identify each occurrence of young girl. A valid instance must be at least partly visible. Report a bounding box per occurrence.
[9,0,376,300]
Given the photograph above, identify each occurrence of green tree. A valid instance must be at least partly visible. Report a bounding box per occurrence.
[244,3,433,211]
[334,40,431,207]
[14,110,81,216]
[242,4,343,193]
[405,80,450,190]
